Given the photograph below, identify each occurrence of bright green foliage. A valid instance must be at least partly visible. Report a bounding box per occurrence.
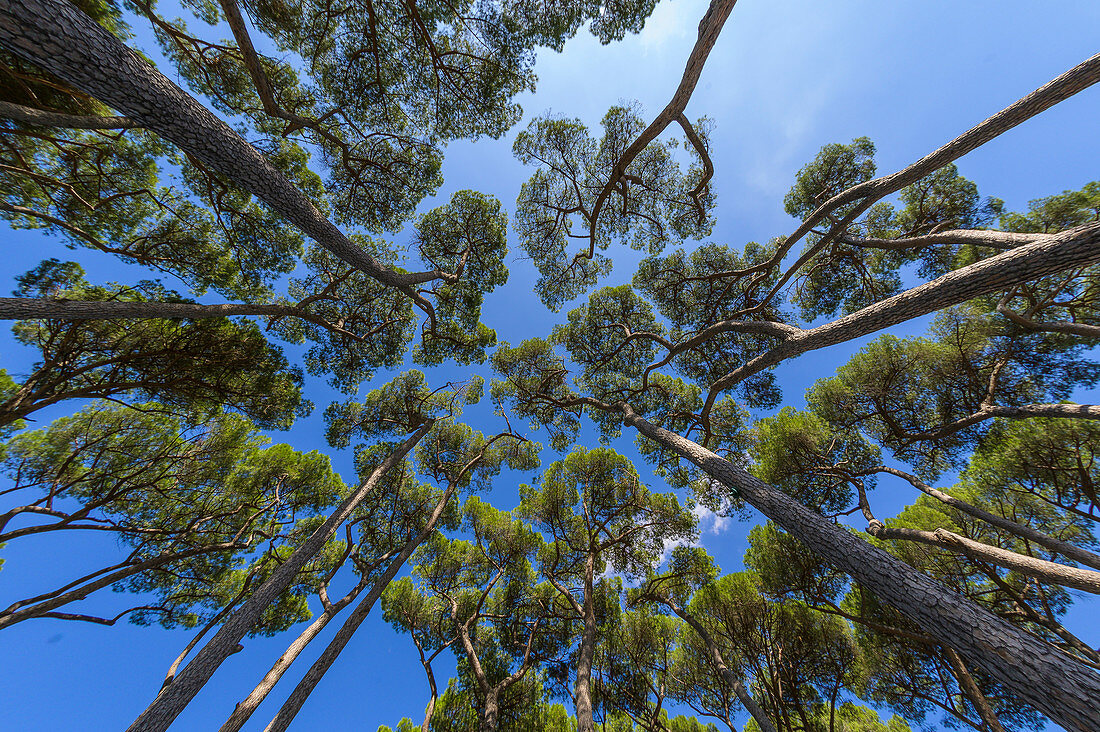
[961,418,1100,523]
[749,407,879,516]
[0,124,315,300]
[520,447,696,582]
[784,137,876,221]
[594,605,682,729]
[744,703,910,732]
[3,260,307,429]
[999,181,1100,234]
[491,338,580,452]
[323,370,483,449]
[269,242,414,393]
[412,191,510,366]
[633,239,785,409]
[808,308,1099,478]
[513,105,715,310]
[0,400,347,630]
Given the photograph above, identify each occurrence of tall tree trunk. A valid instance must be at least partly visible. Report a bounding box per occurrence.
[575,552,598,732]
[0,0,442,293]
[703,221,1100,413]
[217,580,366,732]
[0,299,302,321]
[481,688,501,732]
[125,423,431,732]
[659,597,777,732]
[262,480,457,732]
[621,406,1100,732]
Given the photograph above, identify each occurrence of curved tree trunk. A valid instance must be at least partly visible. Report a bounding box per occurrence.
[622,407,1100,732]
[125,423,431,732]
[0,298,300,321]
[0,0,443,294]
[262,480,457,732]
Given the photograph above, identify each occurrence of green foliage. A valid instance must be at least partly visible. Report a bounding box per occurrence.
[784,137,876,221]
[514,105,715,309]
[4,260,308,429]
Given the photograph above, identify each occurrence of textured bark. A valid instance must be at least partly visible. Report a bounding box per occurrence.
[943,645,1008,732]
[704,221,1100,415]
[217,581,365,732]
[0,298,301,321]
[622,407,1100,732]
[877,466,1100,571]
[884,403,1100,443]
[866,524,1100,594]
[126,423,431,732]
[0,0,444,296]
[0,99,138,128]
[262,479,457,732]
[574,553,597,732]
[481,690,500,732]
[838,229,1042,251]
[660,597,777,732]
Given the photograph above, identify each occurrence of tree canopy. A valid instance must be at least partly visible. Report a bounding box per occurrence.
[1,1,1099,731]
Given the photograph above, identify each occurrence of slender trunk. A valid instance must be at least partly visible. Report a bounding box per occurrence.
[662,598,777,732]
[0,298,301,321]
[217,580,365,732]
[0,0,440,293]
[575,552,598,732]
[703,221,1100,414]
[262,480,457,732]
[866,524,1100,594]
[126,423,430,732]
[622,407,1100,732]
[0,542,236,629]
[942,645,1008,732]
[878,466,1100,571]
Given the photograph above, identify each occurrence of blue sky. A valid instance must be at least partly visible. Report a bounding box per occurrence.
[2,0,1100,729]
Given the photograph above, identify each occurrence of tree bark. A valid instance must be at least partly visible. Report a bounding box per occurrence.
[0,298,301,321]
[876,466,1100,571]
[703,221,1100,416]
[574,552,598,732]
[481,688,501,732]
[125,423,431,732]
[0,0,444,296]
[942,645,1008,732]
[0,99,138,128]
[621,406,1100,732]
[660,597,777,732]
[262,479,457,732]
[866,524,1100,594]
[217,581,366,732]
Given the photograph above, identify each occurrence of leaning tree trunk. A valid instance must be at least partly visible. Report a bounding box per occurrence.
[0,0,440,292]
[0,299,303,321]
[622,407,1100,732]
[125,423,431,732]
[218,580,367,732]
[574,553,598,732]
[262,480,458,732]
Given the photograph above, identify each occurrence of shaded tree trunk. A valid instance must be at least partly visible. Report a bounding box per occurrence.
[125,423,431,732]
[0,0,443,295]
[943,645,1008,732]
[575,552,598,732]
[621,406,1100,732]
[262,479,457,732]
[0,298,301,321]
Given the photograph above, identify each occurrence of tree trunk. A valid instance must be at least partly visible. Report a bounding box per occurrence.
[0,0,441,292]
[574,552,598,732]
[867,524,1100,594]
[125,423,430,732]
[481,688,501,732]
[661,598,777,732]
[262,480,457,732]
[0,298,300,321]
[622,407,1100,732]
[942,645,1008,732]
[704,221,1100,412]
[217,581,365,732]
[878,466,1100,571]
